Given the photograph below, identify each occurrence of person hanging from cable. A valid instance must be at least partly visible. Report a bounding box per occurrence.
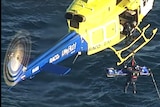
[123,54,152,94]
[124,55,140,94]
[106,55,159,97]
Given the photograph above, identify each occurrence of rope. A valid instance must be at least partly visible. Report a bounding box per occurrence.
[124,54,136,67]
[150,71,160,99]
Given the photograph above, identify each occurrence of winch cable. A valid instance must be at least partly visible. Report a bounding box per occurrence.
[150,71,160,99]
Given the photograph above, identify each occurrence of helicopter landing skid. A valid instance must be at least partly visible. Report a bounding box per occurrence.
[109,24,158,66]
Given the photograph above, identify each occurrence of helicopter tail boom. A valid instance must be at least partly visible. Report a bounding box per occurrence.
[4,31,88,86]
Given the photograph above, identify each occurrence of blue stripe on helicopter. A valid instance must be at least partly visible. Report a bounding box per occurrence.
[42,63,71,75]
[19,31,88,82]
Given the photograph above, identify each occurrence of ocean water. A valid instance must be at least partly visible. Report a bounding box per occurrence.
[1,0,160,107]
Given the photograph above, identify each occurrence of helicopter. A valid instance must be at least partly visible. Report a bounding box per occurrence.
[3,0,158,87]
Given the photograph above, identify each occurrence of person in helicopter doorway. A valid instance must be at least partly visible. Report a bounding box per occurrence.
[123,21,137,43]
[124,56,140,94]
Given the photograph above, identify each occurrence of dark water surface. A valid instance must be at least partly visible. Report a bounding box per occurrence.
[2,0,160,107]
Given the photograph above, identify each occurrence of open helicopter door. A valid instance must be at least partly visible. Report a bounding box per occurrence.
[140,0,155,17]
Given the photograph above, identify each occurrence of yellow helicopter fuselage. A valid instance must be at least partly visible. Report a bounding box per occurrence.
[65,0,155,55]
